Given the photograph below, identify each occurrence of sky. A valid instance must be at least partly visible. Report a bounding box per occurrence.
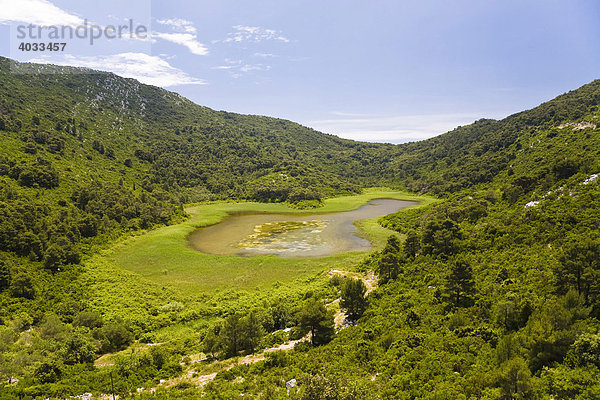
[1,0,600,143]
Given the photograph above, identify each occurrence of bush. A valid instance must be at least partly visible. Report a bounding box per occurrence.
[34,359,63,384]
[569,333,600,367]
[17,161,59,188]
[73,311,103,329]
[9,272,35,299]
[43,238,81,271]
[158,302,185,314]
[98,321,133,353]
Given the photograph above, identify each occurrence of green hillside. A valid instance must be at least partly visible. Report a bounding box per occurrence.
[1,57,600,399]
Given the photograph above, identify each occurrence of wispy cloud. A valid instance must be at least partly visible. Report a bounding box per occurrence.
[0,0,83,26]
[212,59,271,78]
[253,52,277,58]
[308,113,492,143]
[221,25,290,43]
[154,18,208,55]
[153,32,208,55]
[27,53,206,87]
[156,18,197,34]
[330,111,378,117]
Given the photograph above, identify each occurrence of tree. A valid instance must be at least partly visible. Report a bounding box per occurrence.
[495,296,532,332]
[43,237,81,271]
[74,311,104,329]
[497,357,532,399]
[569,333,600,367]
[0,352,16,384]
[298,298,335,346]
[34,360,63,384]
[202,325,223,359]
[221,313,243,357]
[377,252,401,284]
[341,278,367,320]
[61,328,98,364]
[241,311,264,354]
[557,238,600,305]
[0,325,17,383]
[376,236,404,284]
[0,259,10,291]
[447,256,475,307]
[383,235,401,253]
[98,321,132,353]
[150,346,169,370]
[422,217,461,257]
[403,230,420,258]
[268,303,290,331]
[39,314,67,340]
[92,140,105,154]
[17,160,59,188]
[552,158,580,180]
[9,272,35,299]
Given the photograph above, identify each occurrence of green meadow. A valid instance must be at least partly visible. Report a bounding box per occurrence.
[83,189,434,322]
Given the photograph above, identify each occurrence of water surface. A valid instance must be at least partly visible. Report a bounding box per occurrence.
[188,199,417,257]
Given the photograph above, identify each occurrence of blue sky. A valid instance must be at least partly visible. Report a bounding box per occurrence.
[1,0,599,143]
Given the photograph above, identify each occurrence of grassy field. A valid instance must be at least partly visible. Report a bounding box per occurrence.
[83,189,435,322]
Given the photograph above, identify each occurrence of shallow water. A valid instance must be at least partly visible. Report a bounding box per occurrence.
[188,199,417,257]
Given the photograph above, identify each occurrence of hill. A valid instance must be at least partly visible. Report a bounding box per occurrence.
[193,86,600,398]
[0,55,397,324]
[1,57,600,398]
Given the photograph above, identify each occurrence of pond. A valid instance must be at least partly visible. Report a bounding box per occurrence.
[188,199,417,257]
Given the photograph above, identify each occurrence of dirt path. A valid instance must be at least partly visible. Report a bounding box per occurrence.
[327,269,378,294]
[157,270,378,389]
[157,336,309,390]
[92,269,377,396]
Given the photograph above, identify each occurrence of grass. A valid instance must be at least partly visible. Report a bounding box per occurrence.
[83,188,435,322]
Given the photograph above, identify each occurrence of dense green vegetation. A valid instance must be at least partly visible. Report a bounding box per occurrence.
[196,176,600,399]
[1,56,600,399]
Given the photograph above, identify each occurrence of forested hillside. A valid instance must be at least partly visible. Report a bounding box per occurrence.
[1,57,600,399]
[386,79,600,194]
[183,80,600,399]
[0,55,389,350]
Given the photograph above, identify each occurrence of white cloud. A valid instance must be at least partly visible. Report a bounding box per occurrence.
[222,25,290,43]
[240,64,270,72]
[27,53,206,87]
[212,58,270,77]
[0,0,152,46]
[153,32,208,55]
[154,18,208,55]
[253,52,277,58]
[308,113,493,143]
[156,18,196,34]
[0,0,83,26]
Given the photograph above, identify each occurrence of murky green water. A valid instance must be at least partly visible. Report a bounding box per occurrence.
[188,199,417,257]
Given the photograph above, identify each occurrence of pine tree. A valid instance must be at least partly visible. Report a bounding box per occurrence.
[241,311,264,354]
[221,313,243,357]
[557,238,600,304]
[340,278,367,320]
[299,298,334,346]
[447,256,475,307]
